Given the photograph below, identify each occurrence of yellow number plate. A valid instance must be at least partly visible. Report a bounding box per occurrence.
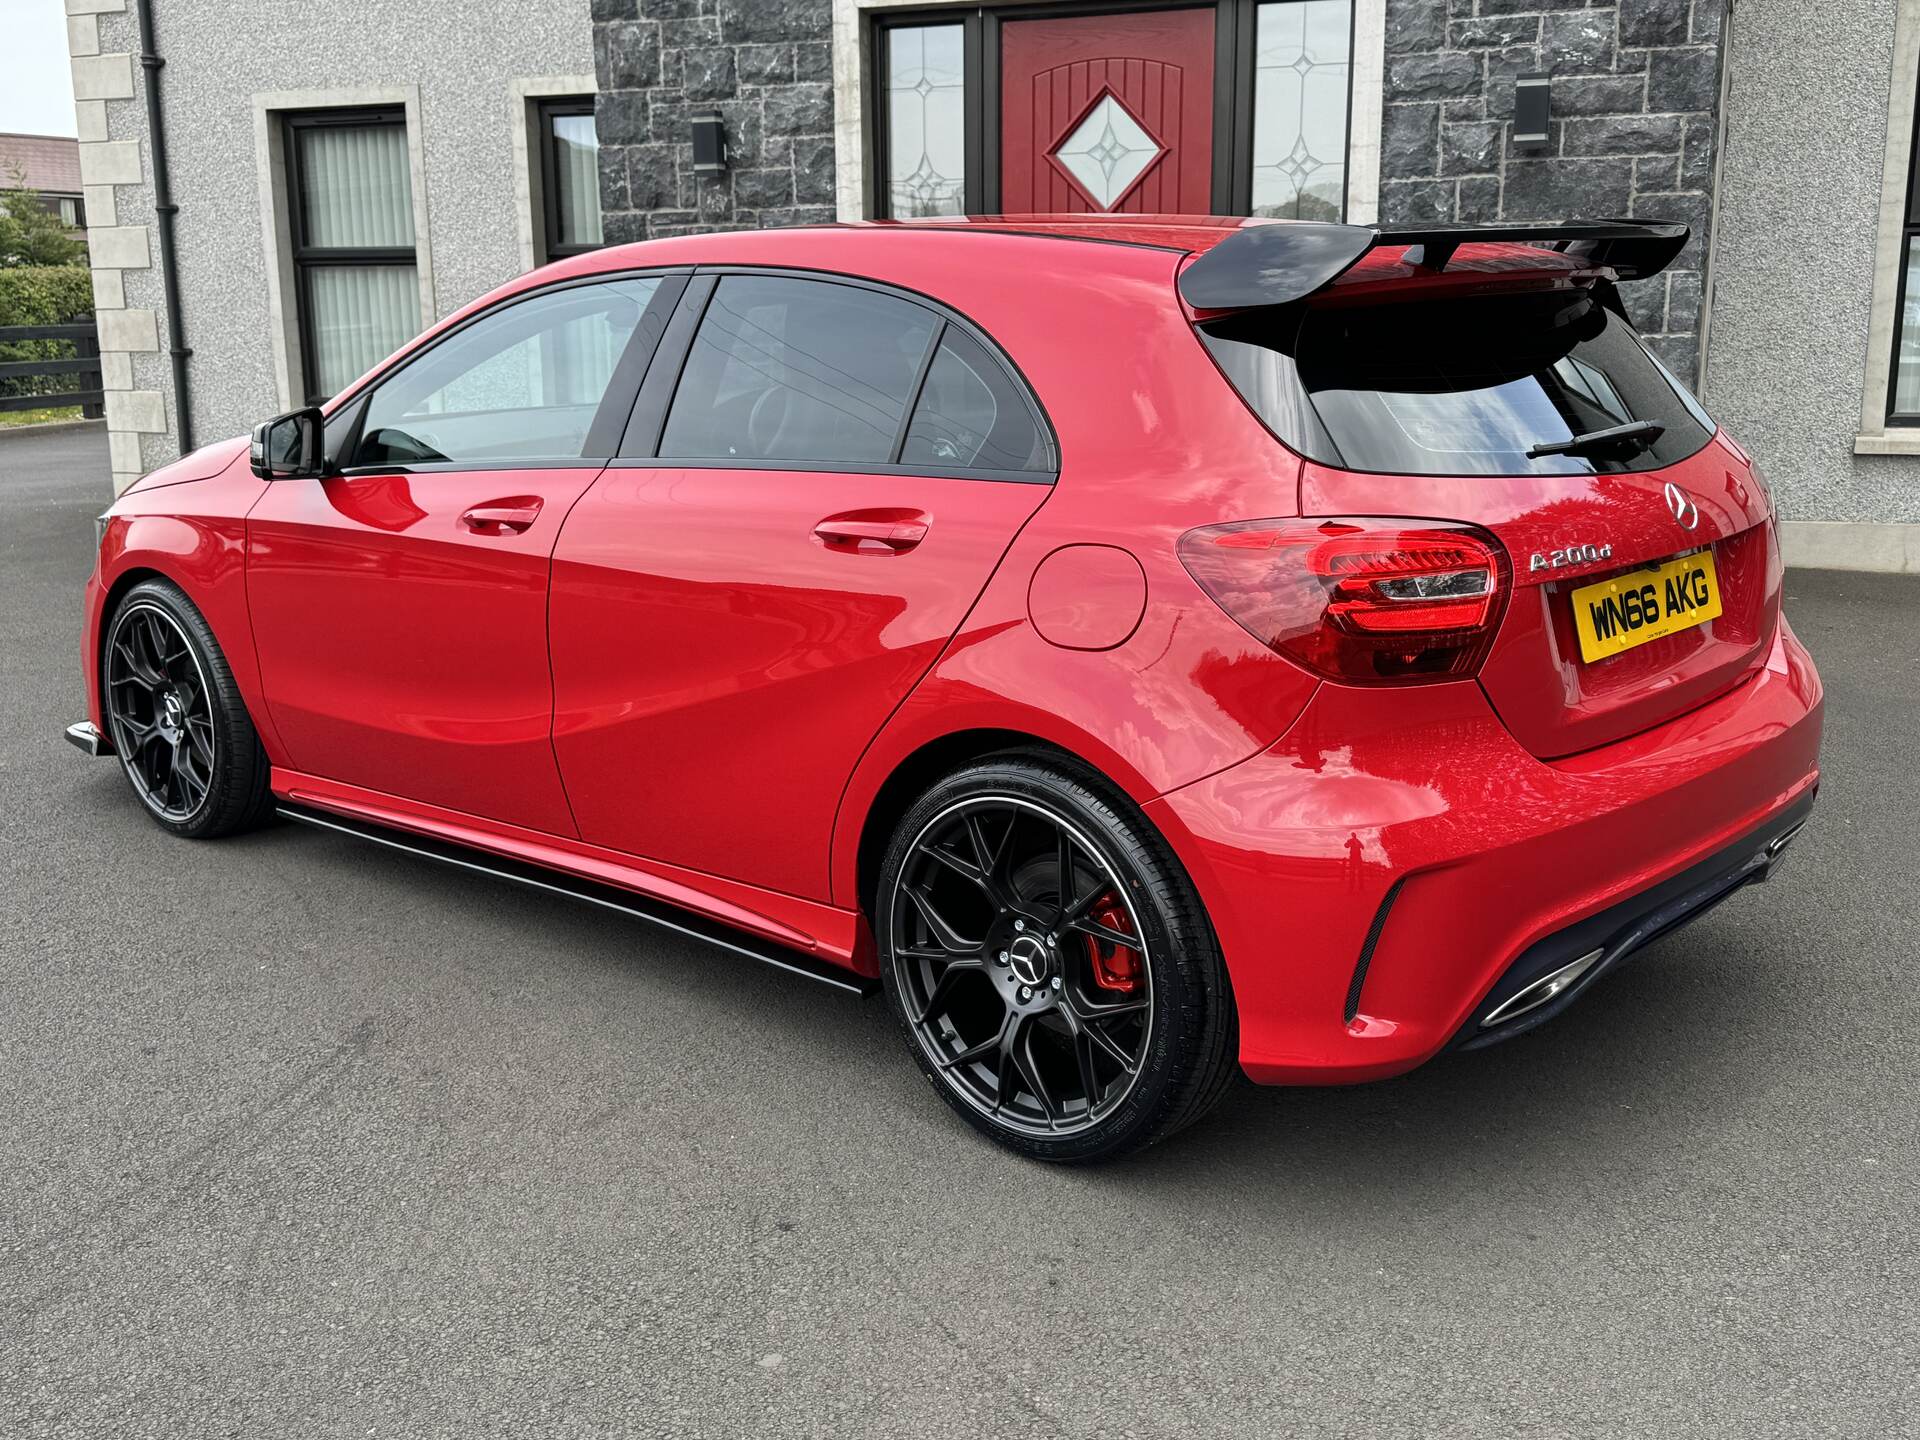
[1571,549,1722,663]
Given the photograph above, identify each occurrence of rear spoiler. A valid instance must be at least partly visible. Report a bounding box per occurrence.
[1176,219,1690,312]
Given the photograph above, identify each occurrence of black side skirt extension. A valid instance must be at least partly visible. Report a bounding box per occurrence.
[275,803,877,997]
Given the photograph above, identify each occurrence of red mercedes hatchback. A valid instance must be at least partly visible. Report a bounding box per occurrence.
[72,216,1822,1162]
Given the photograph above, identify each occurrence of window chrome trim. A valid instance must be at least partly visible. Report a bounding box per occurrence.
[604,456,1055,485]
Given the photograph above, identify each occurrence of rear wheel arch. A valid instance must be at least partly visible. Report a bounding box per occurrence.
[850,728,1209,949]
[855,729,1073,919]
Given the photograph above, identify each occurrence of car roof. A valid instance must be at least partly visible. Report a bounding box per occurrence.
[557,213,1586,290]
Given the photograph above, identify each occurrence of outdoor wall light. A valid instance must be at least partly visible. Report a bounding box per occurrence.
[1513,74,1551,150]
[691,110,728,175]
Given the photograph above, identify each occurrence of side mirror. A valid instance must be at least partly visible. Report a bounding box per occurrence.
[249,407,328,480]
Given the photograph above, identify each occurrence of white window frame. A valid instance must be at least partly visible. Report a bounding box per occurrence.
[253,86,435,413]
[1857,0,1920,455]
[509,74,599,273]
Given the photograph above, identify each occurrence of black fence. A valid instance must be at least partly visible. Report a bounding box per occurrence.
[0,322,105,418]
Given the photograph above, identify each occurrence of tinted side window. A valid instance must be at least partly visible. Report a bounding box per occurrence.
[901,327,1048,473]
[356,277,659,466]
[659,276,936,465]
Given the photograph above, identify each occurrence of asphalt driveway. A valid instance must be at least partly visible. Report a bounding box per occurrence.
[2,424,1915,1438]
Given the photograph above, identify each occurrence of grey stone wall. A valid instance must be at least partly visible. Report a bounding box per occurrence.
[1380,0,1725,379]
[591,0,836,242]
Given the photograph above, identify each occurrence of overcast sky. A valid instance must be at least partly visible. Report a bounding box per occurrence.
[0,0,79,137]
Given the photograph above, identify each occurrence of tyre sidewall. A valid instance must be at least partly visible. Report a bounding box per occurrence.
[877,756,1226,1164]
[104,578,269,839]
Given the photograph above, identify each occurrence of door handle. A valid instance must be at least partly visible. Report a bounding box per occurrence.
[812,513,930,555]
[461,497,543,535]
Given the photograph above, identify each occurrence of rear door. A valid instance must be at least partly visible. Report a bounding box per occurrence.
[1203,278,1778,758]
[248,274,680,833]
[550,272,1054,899]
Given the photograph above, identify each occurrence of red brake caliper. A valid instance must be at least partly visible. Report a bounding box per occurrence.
[1084,894,1143,993]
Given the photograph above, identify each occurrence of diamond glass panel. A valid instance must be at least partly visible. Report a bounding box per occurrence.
[1251,0,1352,221]
[886,25,966,217]
[1051,93,1163,211]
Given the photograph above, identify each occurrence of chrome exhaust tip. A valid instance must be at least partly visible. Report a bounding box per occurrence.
[1766,820,1807,861]
[1480,947,1605,1030]
[64,721,111,757]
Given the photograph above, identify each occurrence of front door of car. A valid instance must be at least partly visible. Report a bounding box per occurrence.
[549,272,1055,900]
[247,273,679,835]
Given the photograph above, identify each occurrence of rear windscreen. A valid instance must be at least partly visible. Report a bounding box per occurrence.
[1200,286,1716,477]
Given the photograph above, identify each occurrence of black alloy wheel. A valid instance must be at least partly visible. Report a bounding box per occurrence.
[102,579,273,839]
[105,600,216,822]
[879,756,1238,1163]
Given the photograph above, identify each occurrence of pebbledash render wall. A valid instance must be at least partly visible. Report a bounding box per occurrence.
[1705,0,1920,569]
[64,0,594,495]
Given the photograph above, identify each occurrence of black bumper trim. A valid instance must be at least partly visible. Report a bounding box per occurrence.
[1450,786,1818,1051]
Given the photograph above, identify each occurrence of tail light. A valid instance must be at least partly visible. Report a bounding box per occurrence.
[1177,517,1509,685]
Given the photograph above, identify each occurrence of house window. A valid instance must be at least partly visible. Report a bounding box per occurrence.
[55,195,84,228]
[1889,85,1920,422]
[1250,0,1353,221]
[883,24,968,217]
[285,109,420,404]
[538,99,603,259]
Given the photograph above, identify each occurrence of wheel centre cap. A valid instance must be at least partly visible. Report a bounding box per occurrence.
[160,691,184,735]
[1008,934,1051,987]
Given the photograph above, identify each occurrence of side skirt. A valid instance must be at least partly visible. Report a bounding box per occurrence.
[277,803,877,997]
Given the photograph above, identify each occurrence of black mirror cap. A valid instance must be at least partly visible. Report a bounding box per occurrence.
[249,407,328,480]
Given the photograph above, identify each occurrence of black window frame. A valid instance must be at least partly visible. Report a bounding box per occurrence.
[1887,78,1920,424]
[537,96,604,262]
[284,106,419,408]
[867,0,1356,222]
[323,268,692,475]
[614,266,1058,484]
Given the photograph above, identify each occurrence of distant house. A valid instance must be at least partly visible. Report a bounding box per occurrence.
[0,132,86,239]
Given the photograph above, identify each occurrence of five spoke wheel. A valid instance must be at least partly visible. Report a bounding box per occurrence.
[889,796,1153,1138]
[105,602,217,823]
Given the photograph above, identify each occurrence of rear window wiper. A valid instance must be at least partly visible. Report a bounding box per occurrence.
[1527,419,1664,459]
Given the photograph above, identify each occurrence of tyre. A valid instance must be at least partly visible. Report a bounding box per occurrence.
[877,753,1238,1163]
[101,578,273,839]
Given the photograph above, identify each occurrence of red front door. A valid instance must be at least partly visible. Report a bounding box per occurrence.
[999,7,1215,214]
[248,467,600,836]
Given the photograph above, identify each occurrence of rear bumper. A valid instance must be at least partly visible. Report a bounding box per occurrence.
[1148,616,1824,1085]
[1447,785,1812,1050]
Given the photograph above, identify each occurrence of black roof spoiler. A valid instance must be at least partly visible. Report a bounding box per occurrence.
[1176,219,1690,312]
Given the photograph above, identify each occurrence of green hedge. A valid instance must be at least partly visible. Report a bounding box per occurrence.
[0,266,94,401]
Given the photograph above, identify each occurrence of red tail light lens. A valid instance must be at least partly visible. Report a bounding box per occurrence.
[1177,518,1509,684]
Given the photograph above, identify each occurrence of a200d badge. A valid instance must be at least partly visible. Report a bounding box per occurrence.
[1529,542,1613,573]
